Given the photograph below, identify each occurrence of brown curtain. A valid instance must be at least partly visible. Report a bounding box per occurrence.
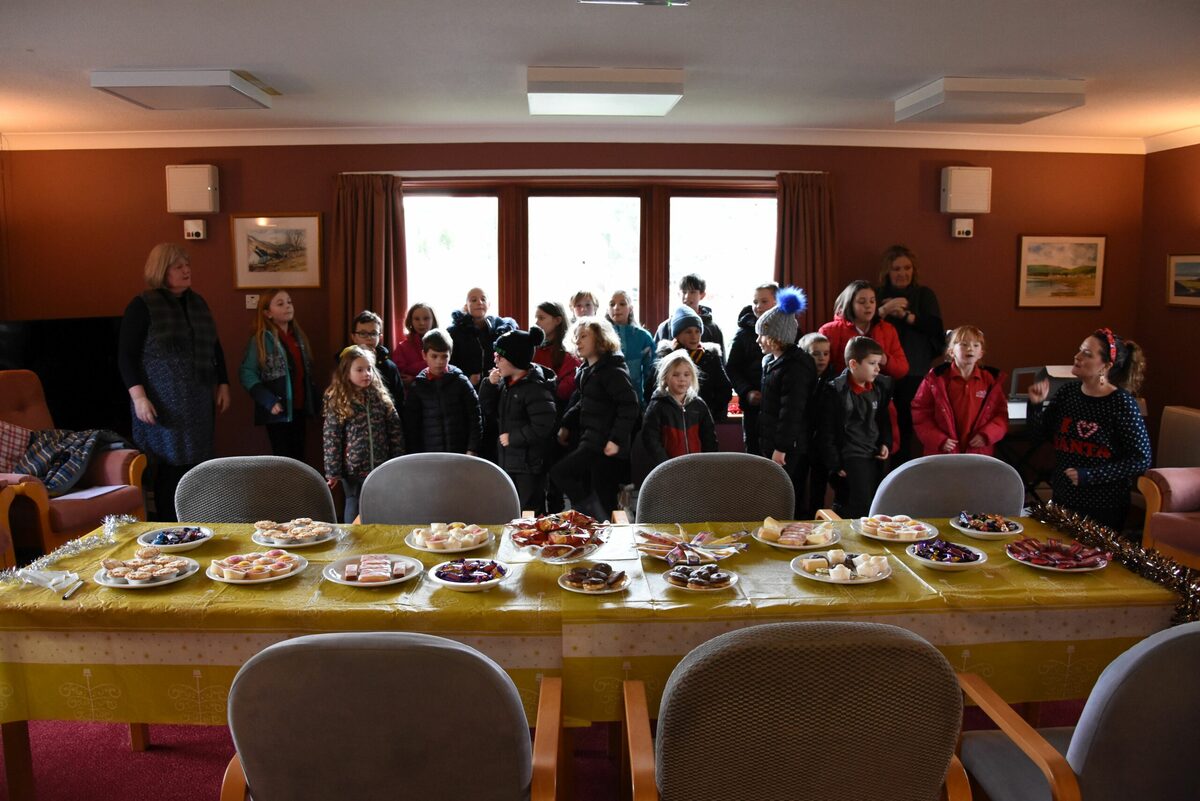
[330,174,406,350]
[775,172,835,335]
[498,186,529,328]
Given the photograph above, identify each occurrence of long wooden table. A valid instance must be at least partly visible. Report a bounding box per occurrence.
[0,518,1178,798]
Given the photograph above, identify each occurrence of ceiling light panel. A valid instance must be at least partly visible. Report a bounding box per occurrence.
[91,69,273,110]
[528,67,684,116]
[895,77,1085,124]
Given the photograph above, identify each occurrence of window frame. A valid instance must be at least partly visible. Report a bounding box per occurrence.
[401,178,776,328]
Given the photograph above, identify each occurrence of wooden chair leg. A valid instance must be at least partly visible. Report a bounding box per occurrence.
[129,722,150,751]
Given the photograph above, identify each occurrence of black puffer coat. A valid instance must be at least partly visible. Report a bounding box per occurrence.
[759,345,818,457]
[725,305,763,405]
[447,311,517,381]
[561,352,640,454]
[403,365,482,454]
[479,364,558,474]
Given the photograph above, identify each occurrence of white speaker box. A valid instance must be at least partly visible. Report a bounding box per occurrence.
[166,165,219,214]
[940,166,991,214]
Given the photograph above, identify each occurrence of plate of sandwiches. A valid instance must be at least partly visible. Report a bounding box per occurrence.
[790,550,892,584]
[324,554,423,587]
[404,523,493,553]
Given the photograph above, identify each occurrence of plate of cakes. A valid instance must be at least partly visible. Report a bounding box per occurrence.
[404,523,493,553]
[753,517,841,550]
[906,539,988,572]
[949,512,1024,540]
[94,547,200,588]
[207,550,307,583]
[790,549,892,584]
[428,558,511,592]
[663,563,738,592]
[324,554,422,587]
[559,562,630,594]
[851,514,938,543]
[136,526,214,552]
[251,518,338,548]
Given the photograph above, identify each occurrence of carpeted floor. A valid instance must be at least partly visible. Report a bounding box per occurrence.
[1,703,1082,800]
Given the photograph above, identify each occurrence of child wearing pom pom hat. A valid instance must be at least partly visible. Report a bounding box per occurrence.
[656,305,733,423]
[480,327,559,512]
[755,287,818,517]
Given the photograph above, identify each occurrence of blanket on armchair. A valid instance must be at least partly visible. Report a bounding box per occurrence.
[13,429,134,497]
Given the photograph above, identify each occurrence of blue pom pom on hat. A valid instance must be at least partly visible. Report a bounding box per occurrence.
[755,286,807,344]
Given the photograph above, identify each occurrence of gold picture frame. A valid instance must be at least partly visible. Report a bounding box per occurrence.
[231,213,321,289]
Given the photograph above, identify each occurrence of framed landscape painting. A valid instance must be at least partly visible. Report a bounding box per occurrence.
[231,213,321,289]
[1168,255,1200,307]
[1018,236,1105,308]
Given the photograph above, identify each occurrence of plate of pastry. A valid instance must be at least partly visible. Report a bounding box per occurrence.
[405,523,493,553]
[790,550,892,584]
[558,562,630,594]
[136,526,214,552]
[251,518,338,548]
[851,514,938,543]
[323,554,423,587]
[94,549,200,588]
[662,563,738,592]
[207,550,308,583]
[753,517,841,550]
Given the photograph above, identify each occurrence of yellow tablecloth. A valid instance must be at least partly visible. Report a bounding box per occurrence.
[0,518,1178,728]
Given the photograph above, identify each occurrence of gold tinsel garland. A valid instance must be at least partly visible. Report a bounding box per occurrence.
[1029,501,1200,623]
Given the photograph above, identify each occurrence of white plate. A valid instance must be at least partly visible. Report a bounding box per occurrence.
[752,526,842,551]
[206,556,309,584]
[851,518,938,543]
[404,530,494,554]
[1004,547,1108,573]
[323,554,423,587]
[662,568,739,592]
[251,529,339,549]
[905,542,988,571]
[558,570,631,595]
[93,557,201,589]
[135,527,214,553]
[948,517,1024,540]
[790,554,892,584]
[428,559,512,592]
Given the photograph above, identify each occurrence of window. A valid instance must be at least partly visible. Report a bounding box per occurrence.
[527,195,641,323]
[668,196,777,347]
[403,195,499,327]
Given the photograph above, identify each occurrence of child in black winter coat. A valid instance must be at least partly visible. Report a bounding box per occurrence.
[551,317,640,522]
[479,327,558,514]
[799,332,835,516]
[403,329,482,455]
[642,349,718,470]
[656,306,732,423]
[755,288,816,518]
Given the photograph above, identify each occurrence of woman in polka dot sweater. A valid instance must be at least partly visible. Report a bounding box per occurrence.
[1027,328,1151,531]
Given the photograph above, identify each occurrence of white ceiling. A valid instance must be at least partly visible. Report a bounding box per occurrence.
[3,0,1200,152]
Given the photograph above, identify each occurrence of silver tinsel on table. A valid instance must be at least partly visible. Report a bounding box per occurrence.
[1029,501,1200,623]
[0,514,136,586]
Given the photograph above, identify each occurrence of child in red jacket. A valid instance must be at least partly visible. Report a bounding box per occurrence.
[911,325,1008,456]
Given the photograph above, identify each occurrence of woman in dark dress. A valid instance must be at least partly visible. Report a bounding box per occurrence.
[876,245,945,464]
[118,243,230,521]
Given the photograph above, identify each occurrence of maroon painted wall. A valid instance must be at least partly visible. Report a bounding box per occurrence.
[1138,142,1200,440]
[0,141,1148,462]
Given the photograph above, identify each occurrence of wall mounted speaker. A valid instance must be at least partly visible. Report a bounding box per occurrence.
[165,165,219,214]
[940,166,991,214]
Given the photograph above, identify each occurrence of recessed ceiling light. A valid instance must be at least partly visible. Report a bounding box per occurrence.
[895,77,1085,124]
[528,67,684,116]
[91,69,275,110]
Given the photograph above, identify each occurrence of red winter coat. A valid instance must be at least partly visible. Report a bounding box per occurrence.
[911,363,1009,456]
[817,317,909,380]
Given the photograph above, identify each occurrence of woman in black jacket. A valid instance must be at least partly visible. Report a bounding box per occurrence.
[551,317,640,522]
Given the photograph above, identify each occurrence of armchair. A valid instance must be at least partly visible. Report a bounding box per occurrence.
[1138,467,1200,569]
[0,370,146,557]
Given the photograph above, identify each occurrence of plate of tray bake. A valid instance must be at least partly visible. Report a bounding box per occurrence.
[323,554,423,587]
